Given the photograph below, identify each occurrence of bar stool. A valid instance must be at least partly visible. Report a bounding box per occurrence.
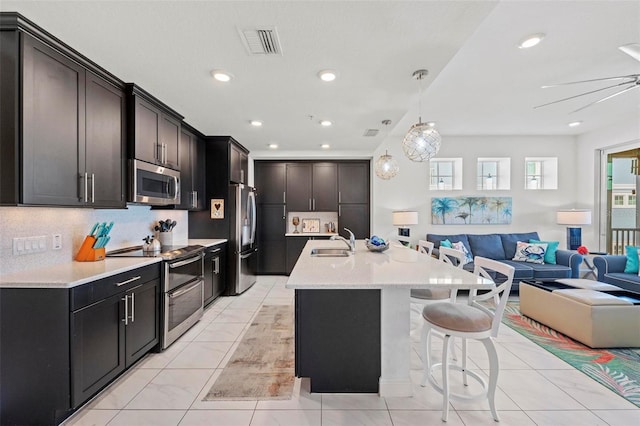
[420,256,515,422]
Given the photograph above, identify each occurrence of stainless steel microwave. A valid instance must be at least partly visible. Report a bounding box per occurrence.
[130,159,181,205]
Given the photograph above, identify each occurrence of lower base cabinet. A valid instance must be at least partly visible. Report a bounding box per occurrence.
[204,243,226,306]
[286,236,331,275]
[0,263,160,426]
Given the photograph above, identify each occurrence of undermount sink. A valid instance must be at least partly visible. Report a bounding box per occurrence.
[310,248,351,257]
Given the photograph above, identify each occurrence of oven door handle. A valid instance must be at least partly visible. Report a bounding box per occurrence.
[168,253,203,269]
[169,280,202,298]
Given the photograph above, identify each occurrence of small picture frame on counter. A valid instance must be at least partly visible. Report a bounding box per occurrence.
[302,218,320,233]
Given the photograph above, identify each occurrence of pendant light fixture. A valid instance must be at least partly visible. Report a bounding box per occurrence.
[374,119,399,180]
[402,69,441,162]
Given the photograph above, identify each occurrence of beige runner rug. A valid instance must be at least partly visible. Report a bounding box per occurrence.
[204,304,295,400]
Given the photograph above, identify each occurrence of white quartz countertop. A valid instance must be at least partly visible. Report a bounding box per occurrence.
[286,240,493,290]
[0,257,163,289]
[285,233,338,237]
[188,238,227,247]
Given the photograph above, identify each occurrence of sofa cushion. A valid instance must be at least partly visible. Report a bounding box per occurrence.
[452,241,473,264]
[496,260,535,281]
[427,234,472,256]
[512,241,547,264]
[602,273,640,293]
[623,245,640,273]
[500,232,540,259]
[530,239,560,264]
[527,263,572,280]
[468,234,506,260]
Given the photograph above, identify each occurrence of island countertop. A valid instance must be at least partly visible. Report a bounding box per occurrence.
[286,240,493,289]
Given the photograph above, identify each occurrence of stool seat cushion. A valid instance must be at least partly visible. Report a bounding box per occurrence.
[411,288,451,300]
[422,302,492,333]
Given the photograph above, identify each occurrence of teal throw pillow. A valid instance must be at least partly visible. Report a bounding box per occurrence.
[530,239,559,264]
[624,246,640,273]
[440,239,453,248]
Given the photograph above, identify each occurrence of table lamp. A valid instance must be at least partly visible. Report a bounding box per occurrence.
[556,209,591,250]
[393,211,418,245]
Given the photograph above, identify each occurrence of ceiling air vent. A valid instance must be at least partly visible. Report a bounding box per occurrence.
[240,27,282,55]
[363,129,379,137]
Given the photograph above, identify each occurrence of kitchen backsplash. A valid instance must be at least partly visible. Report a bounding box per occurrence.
[0,205,188,275]
[286,211,339,234]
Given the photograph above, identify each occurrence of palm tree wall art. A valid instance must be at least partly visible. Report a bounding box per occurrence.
[431,196,512,224]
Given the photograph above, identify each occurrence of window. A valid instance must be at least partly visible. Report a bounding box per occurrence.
[629,195,636,205]
[477,157,510,190]
[614,195,624,206]
[429,158,462,190]
[525,157,558,190]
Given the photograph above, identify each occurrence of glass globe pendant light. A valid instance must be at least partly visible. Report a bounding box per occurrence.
[374,150,399,180]
[402,69,441,162]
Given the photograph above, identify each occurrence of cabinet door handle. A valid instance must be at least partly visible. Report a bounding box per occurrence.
[122,295,129,325]
[213,257,220,274]
[130,291,135,323]
[312,198,315,210]
[309,199,312,210]
[157,143,162,163]
[91,173,95,204]
[283,191,286,203]
[83,172,88,203]
[192,191,198,209]
[339,205,341,217]
[240,169,245,183]
[116,276,141,287]
[339,191,341,203]
[163,143,167,164]
[283,205,286,219]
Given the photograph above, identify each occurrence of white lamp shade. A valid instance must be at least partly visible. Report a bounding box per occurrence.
[393,211,419,226]
[556,209,592,225]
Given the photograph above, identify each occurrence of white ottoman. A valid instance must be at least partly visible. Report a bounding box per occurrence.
[520,282,640,348]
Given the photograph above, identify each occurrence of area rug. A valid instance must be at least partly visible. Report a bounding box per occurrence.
[204,304,294,400]
[502,303,640,408]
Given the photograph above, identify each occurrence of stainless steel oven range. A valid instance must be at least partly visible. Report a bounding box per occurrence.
[107,244,205,349]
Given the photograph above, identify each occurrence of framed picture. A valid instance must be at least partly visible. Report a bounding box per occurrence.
[210,199,224,219]
[431,196,512,225]
[302,218,320,233]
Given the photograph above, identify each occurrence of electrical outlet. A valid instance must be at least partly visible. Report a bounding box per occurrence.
[52,234,62,250]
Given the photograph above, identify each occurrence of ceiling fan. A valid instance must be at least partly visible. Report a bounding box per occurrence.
[534,43,640,113]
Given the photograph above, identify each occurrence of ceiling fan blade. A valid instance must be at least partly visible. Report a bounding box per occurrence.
[541,74,638,88]
[619,43,640,62]
[571,84,639,113]
[533,81,634,109]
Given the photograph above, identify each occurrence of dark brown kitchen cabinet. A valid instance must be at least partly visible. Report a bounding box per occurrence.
[285,162,338,212]
[255,162,286,204]
[204,243,227,305]
[230,143,249,184]
[0,262,160,426]
[338,162,369,204]
[127,84,183,170]
[257,204,287,274]
[0,16,126,207]
[339,203,370,239]
[177,124,205,210]
[286,237,310,274]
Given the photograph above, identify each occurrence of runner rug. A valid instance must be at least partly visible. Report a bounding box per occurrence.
[502,303,640,408]
[204,304,294,400]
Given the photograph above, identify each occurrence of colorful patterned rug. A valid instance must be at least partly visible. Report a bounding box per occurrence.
[502,303,640,408]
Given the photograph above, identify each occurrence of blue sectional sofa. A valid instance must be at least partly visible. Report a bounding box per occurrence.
[426,232,583,292]
[592,255,640,293]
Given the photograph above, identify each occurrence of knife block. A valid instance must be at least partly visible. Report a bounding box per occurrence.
[75,236,106,262]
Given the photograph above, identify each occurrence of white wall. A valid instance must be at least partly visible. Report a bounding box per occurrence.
[0,205,188,275]
[372,135,579,249]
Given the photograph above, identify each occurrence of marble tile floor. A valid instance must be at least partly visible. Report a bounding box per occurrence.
[64,276,640,426]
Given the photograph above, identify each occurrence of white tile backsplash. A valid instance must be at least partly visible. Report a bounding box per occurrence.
[0,205,188,275]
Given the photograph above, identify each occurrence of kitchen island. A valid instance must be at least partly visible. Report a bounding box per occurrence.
[286,239,493,397]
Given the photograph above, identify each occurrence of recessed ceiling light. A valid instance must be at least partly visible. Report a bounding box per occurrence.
[211,69,233,82]
[321,144,330,149]
[268,143,278,149]
[568,121,582,127]
[320,120,332,127]
[518,33,545,49]
[250,120,263,127]
[318,69,338,82]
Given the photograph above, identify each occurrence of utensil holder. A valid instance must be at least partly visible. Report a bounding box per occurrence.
[75,236,106,261]
[158,232,173,247]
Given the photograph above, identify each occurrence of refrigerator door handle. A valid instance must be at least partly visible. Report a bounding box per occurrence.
[249,190,257,245]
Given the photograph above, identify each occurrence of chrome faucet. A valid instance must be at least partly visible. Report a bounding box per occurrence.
[330,228,356,253]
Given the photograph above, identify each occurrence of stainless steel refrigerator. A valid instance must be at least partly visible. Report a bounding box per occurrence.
[227,183,258,295]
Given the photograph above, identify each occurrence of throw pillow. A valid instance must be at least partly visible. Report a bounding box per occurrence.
[624,245,640,273]
[452,241,473,265]
[512,241,548,264]
[440,239,453,248]
[530,239,559,264]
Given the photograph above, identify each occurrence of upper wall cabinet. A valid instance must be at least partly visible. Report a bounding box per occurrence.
[230,143,249,184]
[126,84,183,171]
[177,124,205,210]
[285,162,338,212]
[0,15,126,207]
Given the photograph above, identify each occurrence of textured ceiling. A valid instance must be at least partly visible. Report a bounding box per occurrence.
[1,1,639,157]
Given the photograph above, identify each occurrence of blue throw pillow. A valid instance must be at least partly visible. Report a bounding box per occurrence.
[440,239,453,248]
[530,239,559,264]
[624,246,640,273]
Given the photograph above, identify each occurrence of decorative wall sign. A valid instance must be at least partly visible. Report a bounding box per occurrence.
[302,218,320,233]
[431,196,512,225]
[210,199,224,219]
